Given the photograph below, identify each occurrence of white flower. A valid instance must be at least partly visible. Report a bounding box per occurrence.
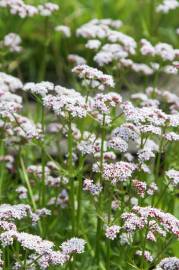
[61,238,86,255]
[55,25,71,38]
[105,225,120,240]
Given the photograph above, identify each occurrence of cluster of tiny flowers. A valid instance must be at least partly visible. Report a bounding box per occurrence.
[108,136,128,152]
[55,25,71,37]
[136,250,153,262]
[0,33,22,52]
[156,0,179,13]
[0,0,59,18]
[132,180,158,197]
[90,92,122,116]
[76,18,122,39]
[48,189,68,208]
[43,85,87,118]
[155,257,179,270]
[140,39,178,61]
[103,162,137,184]
[165,169,179,186]
[94,43,128,66]
[0,72,23,92]
[60,238,86,255]
[122,206,179,238]
[67,54,87,66]
[15,186,28,199]
[72,64,115,90]
[13,114,43,140]
[83,179,102,196]
[23,81,54,97]
[105,225,120,240]
[0,231,69,268]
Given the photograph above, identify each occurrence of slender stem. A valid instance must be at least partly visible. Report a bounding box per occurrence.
[140,221,149,269]
[106,186,112,270]
[68,118,75,235]
[0,137,5,203]
[20,155,37,211]
[40,104,46,207]
[19,154,43,235]
[76,155,84,233]
[95,115,106,265]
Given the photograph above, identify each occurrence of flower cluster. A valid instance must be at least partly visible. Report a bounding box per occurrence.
[0,33,22,52]
[72,64,115,90]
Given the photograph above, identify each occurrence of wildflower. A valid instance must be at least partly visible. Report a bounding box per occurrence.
[55,25,71,38]
[108,136,128,152]
[67,54,86,65]
[103,162,137,184]
[23,81,54,97]
[61,238,86,255]
[166,169,179,186]
[0,33,22,52]
[16,186,28,199]
[0,72,23,92]
[105,225,120,240]
[136,250,153,262]
[156,0,179,13]
[85,39,101,50]
[38,2,59,16]
[83,179,102,196]
[43,86,87,118]
[132,180,147,198]
[155,257,179,270]
[72,64,115,90]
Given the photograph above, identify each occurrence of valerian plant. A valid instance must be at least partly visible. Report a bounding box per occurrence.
[0,1,179,270]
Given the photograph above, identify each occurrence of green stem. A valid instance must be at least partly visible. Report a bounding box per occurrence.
[106,186,112,270]
[0,137,5,203]
[95,115,106,265]
[68,118,75,235]
[40,104,46,207]
[76,155,84,234]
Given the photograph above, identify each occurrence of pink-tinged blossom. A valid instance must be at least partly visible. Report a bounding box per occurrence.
[67,54,87,65]
[72,64,115,91]
[23,81,54,97]
[155,257,179,270]
[105,225,120,240]
[136,250,153,262]
[164,132,179,141]
[166,169,179,186]
[0,33,22,52]
[38,2,59,16]
[86,39,101,50]
[60,238,86,255]
[0,72,23,92]
[43,86,87,118]
[112,123,139,142]
[103,162,137,184]
[108,136,128,152]
[156,0,179,13]
[122,206,179,237]
[16,186,28,199]
[55,25,71,38]
[83,179,102,196]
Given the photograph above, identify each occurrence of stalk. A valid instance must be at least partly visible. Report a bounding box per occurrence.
[76,155,84,233]
[106,186,112,270]
[0,137,5,203]
[95,114,106,265]
[40,104,46,207]
[76,90,89,234]
[68,117,75,235]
